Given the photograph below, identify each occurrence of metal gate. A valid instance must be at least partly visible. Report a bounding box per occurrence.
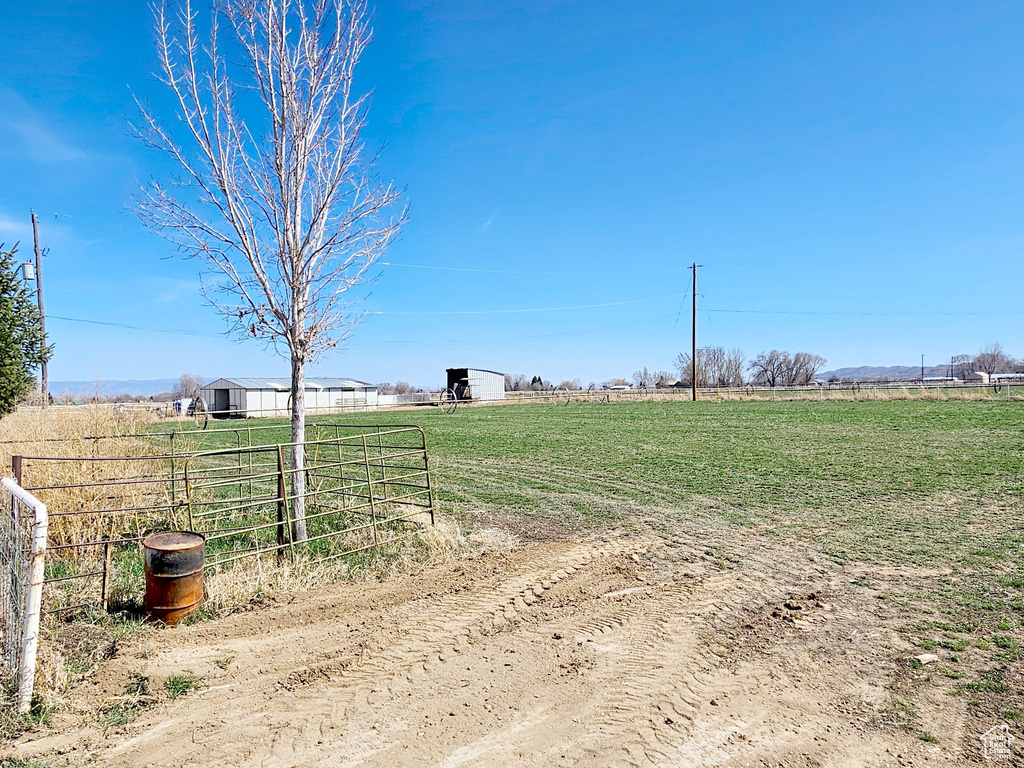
[11,426,434,615]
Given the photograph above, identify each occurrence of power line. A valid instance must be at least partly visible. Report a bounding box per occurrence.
[369,292,686,316]
[705,307,1024,317]
[352,312,681,348]
[380,261,592,276]
[48,314,224,338]
[381,246,1024,277]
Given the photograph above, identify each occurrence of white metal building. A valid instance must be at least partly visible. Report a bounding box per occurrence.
[201,377,378,418]
[445,368,506,401]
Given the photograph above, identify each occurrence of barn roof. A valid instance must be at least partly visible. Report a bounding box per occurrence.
[445,368,506,376]
[205,377,375,390]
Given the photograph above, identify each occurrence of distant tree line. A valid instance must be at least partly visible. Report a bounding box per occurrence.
[951,343,1022,378]
[673,348,747,388]
[503,374,583,392]
[377,381,424,395]
[746,350,827,387]
[669,347,826,388]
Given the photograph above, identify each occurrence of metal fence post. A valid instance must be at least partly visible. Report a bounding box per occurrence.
[419,428,436,526]
[247,427,253,500]
[169,432,177,505]
[376,426,388,501]
[361,435,379,545]
[335,426,345,502]
[276,446,288,564]
[100,540,112,611]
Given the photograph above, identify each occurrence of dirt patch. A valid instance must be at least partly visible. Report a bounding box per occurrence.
[6,528,1001,767]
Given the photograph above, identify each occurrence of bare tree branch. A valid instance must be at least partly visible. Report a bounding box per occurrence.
[134,0,406,540]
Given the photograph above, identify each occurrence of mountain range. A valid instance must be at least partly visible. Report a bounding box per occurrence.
[819,365,955,381]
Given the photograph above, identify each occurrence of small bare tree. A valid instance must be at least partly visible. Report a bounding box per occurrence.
[135,0,405,540]
[171,373,204,401]
[748,350,786,387]
[973,342,1009,375]
[951,354,973,379]
[723,348,745,387]
[504,374,529,392]
[631,367,653,389]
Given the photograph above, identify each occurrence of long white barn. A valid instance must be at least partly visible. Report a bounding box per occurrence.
[201,377,378,418]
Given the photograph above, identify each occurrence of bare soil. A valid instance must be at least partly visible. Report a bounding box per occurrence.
[7,524,994,767]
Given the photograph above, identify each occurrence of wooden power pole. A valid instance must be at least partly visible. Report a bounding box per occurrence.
[690,263,701,402]
[31,212,48,407]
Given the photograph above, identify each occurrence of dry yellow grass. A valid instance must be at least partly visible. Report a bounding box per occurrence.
[0,407,189,548]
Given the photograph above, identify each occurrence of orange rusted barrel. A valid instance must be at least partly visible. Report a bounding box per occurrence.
[143,531,205,625]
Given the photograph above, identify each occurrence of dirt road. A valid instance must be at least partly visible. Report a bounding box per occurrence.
[11,531,976,766]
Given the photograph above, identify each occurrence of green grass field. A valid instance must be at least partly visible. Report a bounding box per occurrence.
[189,399,1023,567]
[188,398,1024,701]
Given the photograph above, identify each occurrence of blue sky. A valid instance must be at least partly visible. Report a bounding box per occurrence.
[1,0,1022,388]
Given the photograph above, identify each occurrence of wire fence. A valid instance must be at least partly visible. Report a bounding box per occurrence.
[504,381,1023,404]
[1,478,47,713]
[10,426,434,617]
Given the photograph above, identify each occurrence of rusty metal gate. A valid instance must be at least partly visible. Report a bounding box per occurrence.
[11,426,434,616]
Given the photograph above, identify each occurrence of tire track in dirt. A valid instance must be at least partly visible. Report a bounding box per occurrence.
[27,535,662,768]
[537,539,808,768]
[557,575,748,767]
[279,535,662,690]
[12,531,933,768]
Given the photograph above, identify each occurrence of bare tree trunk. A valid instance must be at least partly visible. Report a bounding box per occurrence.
[290,355,308,542]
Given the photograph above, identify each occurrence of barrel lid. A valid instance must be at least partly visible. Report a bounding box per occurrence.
[143,531,205,551]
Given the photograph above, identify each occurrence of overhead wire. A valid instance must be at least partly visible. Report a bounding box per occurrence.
[381,245,1024,276]
[49,314,224,338]
[369,292,687,315]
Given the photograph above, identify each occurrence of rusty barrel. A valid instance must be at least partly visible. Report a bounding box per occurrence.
[143,531,205,625]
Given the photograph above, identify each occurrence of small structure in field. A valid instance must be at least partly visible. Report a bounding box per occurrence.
[446,368,506,401]
[964,371,990,384]
[201,377,378,418]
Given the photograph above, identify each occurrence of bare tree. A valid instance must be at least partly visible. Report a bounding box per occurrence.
[135,0,405,540]
[171,373,204,401]
[973,342,1009,375]
[652,370,674,387]
[504,373,529,391]
[723,348,745,387]
[951,354,973,379]
[748,350,787,387]
[631,367,653,389]
[787,352,827,385]
[675,347,740,387]
[674,352,705,386]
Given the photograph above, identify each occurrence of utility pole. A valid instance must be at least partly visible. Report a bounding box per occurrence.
[921,354,924,383]
[690,263,701,402]
[31,212,48,408]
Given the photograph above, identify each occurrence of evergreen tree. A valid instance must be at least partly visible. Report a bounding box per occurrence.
[0,248,51,415]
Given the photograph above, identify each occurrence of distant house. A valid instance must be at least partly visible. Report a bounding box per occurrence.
[445,368,505,401]
[200,377,378,418]
[964,371,990,384]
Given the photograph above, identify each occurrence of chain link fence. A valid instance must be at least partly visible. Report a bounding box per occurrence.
[1,477,47,713]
